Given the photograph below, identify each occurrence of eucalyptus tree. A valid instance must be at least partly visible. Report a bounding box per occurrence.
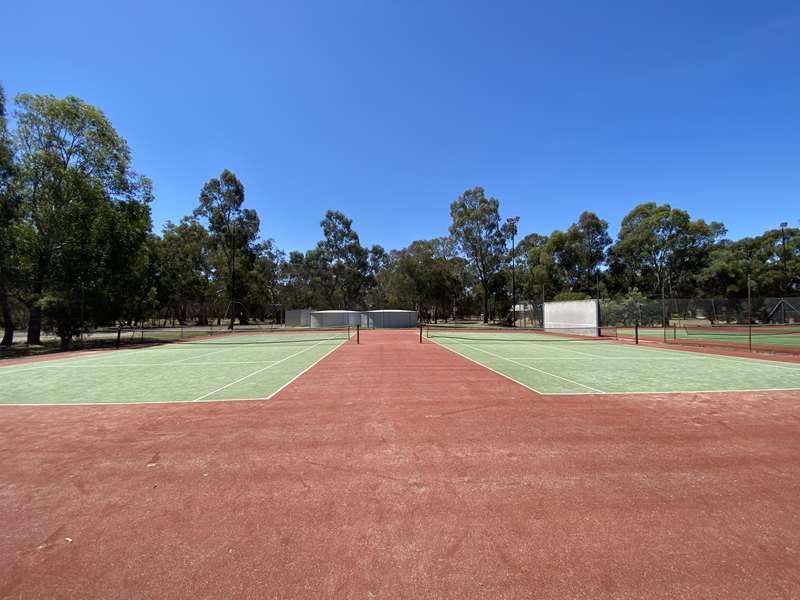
[194,169,259,326]
[158,217,216,323]
[540,211,611,295]
[607,202,724,299]
[0,83,17,345]
[12,93,152,347]
[319,210,371,308]
[449,187,507,322]
[699,228,799,298]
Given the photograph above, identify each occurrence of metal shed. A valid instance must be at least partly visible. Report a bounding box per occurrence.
[309,310,364,328]
[285,308,313,327]
[365,309,418,328]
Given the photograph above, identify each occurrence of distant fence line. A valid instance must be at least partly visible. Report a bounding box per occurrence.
[509,297,800,328]
[601,297,800,327]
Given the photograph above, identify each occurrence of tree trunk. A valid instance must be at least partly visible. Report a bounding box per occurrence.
[27,304,42,344]
[27,257,46,344]
[197,306,208,327]
[0,282,13,346]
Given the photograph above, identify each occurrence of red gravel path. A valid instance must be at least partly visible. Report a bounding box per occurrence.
[1,329,799,599]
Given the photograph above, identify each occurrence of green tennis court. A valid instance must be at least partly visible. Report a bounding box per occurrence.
[618,325,800,351]
[427,327,800,394]
[0,330,353,405]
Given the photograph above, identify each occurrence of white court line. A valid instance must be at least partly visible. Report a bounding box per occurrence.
[431,339,545,395]
[167,344,245,364]
[433,337,800,394]
[191,340,329,402]
[621,341,800,372]
[429,333,614,359]
[4,385,800,405]
[532,342,612,360]
[455,342,607,393]
[264,340,345,400]
[0,339,347,406]
[504,356,720,361]
[439,333,800,372]
[0,349,143,374]
[432,338,606,394]
[541,386,800,396]
[430,340,800,396]
[0,342,201,374]
[1,361,280,369]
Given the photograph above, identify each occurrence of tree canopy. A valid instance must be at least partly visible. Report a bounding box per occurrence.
[449,187,507,322]
[9,93,152,347]
[1,86,797,351]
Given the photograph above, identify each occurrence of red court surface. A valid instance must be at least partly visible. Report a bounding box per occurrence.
[1,329,799,598]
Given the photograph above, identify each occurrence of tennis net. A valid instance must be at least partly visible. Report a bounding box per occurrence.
[112,325,354,347]
[425,324,617,342]
[684,323,800,337]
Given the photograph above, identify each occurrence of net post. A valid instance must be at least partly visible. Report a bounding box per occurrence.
[635,322,639,345]
[116,327,122,350]
[419,324,423,344]
[749,323,752,352]
[357,324,360,345]
[673,324,677,340]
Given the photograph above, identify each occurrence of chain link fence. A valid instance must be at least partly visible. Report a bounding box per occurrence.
[600,297,800,327]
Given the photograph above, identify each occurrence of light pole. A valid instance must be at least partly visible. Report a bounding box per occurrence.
[747,273,754,351]
[780,222,788,296]
[229,218,238,330]
[506,217,520,326]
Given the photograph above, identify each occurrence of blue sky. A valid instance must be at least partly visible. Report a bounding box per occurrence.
[2,0,799,252]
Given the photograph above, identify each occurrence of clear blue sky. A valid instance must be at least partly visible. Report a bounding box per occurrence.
[2,0,799,252]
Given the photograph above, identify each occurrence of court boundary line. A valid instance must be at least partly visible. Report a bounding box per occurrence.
[429,329,800,374]
[264,341,344,400]
[445,340,607,393]
[0,340,343,375]
[5,385,800,406]
[167,345,244,364]
[0,342,202,373]
[429,329,800,370]
[612,339,800,371]
[541,386,800,396]
[0,339,349,407]
[429,338,546,395]
[428,338,800,396]
[504,356,721,361]
[192,340,329,401]
[1,361,282,370]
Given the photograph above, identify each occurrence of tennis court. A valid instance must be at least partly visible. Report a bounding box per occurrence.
[425,325,800,394]
[616,324,800,355]
[0,328,353,405]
